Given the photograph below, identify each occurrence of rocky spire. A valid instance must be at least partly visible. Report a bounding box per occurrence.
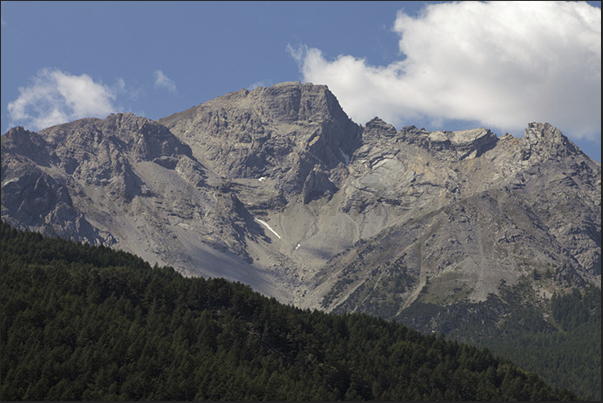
[520,122,579,161]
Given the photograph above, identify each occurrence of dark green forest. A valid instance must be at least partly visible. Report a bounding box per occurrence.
[0,221,588,400]
[478,286,601,401]
[395,280,601,400]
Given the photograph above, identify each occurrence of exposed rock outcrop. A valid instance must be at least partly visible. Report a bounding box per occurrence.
[2,82,600,329]
[158,82,362,199]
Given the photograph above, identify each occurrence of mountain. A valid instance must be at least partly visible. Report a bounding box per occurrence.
[1,113,283,296]
[0,221,584,401]
[3,82,598,303]
[1,82,601,395]
[314,119,601,315]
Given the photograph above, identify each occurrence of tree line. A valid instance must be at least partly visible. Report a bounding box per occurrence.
[0,221,586,400]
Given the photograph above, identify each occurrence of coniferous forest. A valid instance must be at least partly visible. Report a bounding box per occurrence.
[394,277,601,400]
[0,221,589,401]
[475,286,601,401]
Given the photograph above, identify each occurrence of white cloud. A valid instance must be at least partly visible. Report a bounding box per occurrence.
[7,68,119,130]
[247,80,273,91]
[291,1,601,140]
[154,70,177,93]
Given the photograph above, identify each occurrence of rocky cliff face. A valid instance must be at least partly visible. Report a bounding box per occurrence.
[158,82,362,201]
[2,82,601,331]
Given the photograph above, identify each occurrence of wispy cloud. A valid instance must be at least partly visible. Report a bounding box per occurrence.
[247,80,273,91]
[154,70,177,93]
[289,1,601,140]
[7,68,120,130]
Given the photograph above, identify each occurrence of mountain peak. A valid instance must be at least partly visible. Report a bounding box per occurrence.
[34,113,191,163]
[524,122,563,141]
[520,122,580,161]
[1,126,56,167]
[363,117,398,138]
[102,113,192,160]
[158,81,362,194]
[248,81,349,124]
[2,126,45,148]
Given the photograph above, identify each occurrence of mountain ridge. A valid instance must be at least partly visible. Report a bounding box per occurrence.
[2,81,600,315]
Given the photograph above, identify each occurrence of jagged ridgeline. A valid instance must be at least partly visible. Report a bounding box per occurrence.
[0,221,585,401]
[2,82,599,311]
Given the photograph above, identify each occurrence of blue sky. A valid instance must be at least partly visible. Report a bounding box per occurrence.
[2,1,601,162]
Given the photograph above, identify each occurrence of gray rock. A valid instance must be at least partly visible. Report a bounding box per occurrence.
[2,82,600,329]
[158,82,362,198]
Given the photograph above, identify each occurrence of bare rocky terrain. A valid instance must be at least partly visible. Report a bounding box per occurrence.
[2,81,600,327]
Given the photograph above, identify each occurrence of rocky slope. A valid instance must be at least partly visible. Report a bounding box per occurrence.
[2,82,601,328]
[1,113,285,298]
[310,121,601,316]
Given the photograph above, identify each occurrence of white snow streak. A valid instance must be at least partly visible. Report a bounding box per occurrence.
[2,178,19,187]
[339,148,350,165]
[255,218,281,239]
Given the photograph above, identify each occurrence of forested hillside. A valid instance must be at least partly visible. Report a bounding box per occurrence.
[477,287,601,400]
[394,280,601,400]
[0,221,586,401]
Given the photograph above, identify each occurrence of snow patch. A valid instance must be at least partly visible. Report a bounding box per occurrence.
[339,148,350,165]
[258,177,266,182]
[2,178,18,187]
[295,244,301,250]
[372,158,391,169]
[255,218,281,239]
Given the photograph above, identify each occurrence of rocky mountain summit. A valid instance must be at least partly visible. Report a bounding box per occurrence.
[158,82,361,204]
[2,81,600,332]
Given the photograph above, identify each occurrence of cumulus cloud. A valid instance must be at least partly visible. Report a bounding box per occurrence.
[154,70,177,93]
[7,68,119,130]
[290,1,601,140]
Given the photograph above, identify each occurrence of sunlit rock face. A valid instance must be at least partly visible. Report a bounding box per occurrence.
[2,82,600,328]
